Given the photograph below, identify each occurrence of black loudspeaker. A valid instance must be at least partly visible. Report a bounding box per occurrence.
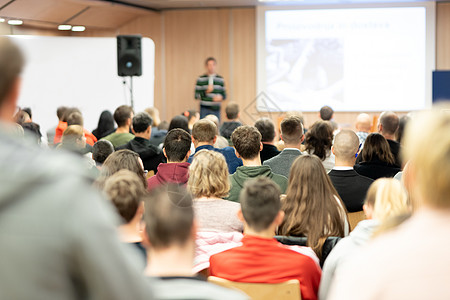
[117,35,142,76]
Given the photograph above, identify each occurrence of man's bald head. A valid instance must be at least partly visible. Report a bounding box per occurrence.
[333,130,360,162]
[355,113,372,132]
[379,111,399,136]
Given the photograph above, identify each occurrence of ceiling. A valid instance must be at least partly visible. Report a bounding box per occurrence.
[0,0,442,30]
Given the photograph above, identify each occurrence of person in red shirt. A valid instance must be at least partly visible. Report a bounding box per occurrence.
[209,177,321,300]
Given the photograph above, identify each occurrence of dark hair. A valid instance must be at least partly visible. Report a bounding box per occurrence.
[183,110,198,122]
[380,111,399,135]
[281,116,304,145]
[396,115,410,145]
[22,107,32,119]
[254,118,276,142]
[361,133,395,165]
[67,112,84,126]
[0,37,24,105]
[92,140,114,164]
[158,120,169,131]
[103,169,146,223]
[168,115,190,133]
[192,119,216,142]
[205,57,217,65]
[320,106,334,121]
[144,184,194,250]
[231,125,261,160]
[225,103,239,120]
[57,106,68,120]
[163,129,192,162]
[99,149,147,189]
[15,110,30,125]
[61,107,81,123]
[304,120,334,160]
[132,112,152,133]
[278,155,347,258]
[114,105,133,127]
[240,177,281,232]
[93,110,115,139]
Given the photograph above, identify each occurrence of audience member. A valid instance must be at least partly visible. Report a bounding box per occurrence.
[185,109,200,131]
[210,178,321,300]
[354,133,401,180]
[21,121,42,144]
[254,117,280,163]
[188,119,242,174]
[145,107,167,147]
[305,120,335,172]
[355,113,372,146]
[142,184,247,300]
[15,109,30,125]
[97,149,147,189]
[117,112,165,174]
[0,36,153,300]
[147,128,191,190]
[168,115,190,133]
[67,111,97,146]
[278,155,349,258]
[396,114,411,145]
[188,150,243,233]
[378,111,401,167]
[103,170,148,263]
[54,107,80,144]
[329,130,373,212]
[275,111,306,152]
[227,125,287,202]
[102,105,135,148]
[92,110,115,140]
[320,178,410,300]
[92,139,114,168]
[204,114,229,148]
[220,103,242,140]
[328,105,450,299]
[47,106,67,147]
[320,105,334,121]
[264,115,304,178]
[58,125,88,155]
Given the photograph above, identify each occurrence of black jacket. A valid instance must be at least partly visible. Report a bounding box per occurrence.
[328,169,374,212]
[260,143,280,163]
[354,159,401,181]
[117,137,166,173]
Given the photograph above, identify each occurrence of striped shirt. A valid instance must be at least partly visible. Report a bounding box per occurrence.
[195,74,226,107]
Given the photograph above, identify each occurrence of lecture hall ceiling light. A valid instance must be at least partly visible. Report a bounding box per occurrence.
[71,26,86,32]
[8,20,23,25]
[0,18,5,23]
[58,24,72,31]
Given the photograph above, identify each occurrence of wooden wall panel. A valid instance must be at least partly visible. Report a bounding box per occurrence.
[436,2,450,70]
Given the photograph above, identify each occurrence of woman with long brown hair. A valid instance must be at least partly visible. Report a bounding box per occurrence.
[354,133,401,180]
[278,154,349,258]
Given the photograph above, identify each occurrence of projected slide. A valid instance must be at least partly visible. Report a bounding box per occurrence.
[261,7,429,112]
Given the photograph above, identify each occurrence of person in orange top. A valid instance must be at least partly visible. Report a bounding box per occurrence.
[209,177,321,300]
[54,107,80,144]
[66,111,97,146]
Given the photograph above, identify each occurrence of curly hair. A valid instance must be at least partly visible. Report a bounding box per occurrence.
[304,120,334,160]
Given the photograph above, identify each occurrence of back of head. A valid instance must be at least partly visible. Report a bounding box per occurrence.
[192,119,216,143]
[168,115,189,132]
[132,111,152,133]
[96,110,115,132]
[145,107,161,127]
[101,149,146,188]
[61,107,81,123]
[114,105,133,127]
[15,110,30,125]
[163,128,191,162]
[67,112,84,127]
[333,130,360,162]
[226,103,240,120]
[204,114,220,134]
[57,106,68,121]
[61,125,84,145]
[361,133,395,165]
[92,140,114,164]
[355,113,372,132]
[254,118,276,143]
[185,110,198,123]
[231,125,261,160]
[144,184,194,250]
[304,120,334,160]
[22,107,32,120]
[396,114,411,145]
[379,111,399,135]
[403,104,450,208]
[320,106,334,121]
[239,177,281,232]
[0,37,24,105]
[188,150,230,199]
[103,169,147,223]
[365,178,409,223]
[280,116,304,145]
[285,111,305,127]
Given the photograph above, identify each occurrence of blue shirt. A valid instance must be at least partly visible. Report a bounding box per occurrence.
[188,145,242,174]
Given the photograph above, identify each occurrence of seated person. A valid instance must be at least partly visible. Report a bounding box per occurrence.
[188,150,243,233]
[210,178,321,300]
[103,170,147,264]
[145,107,167,147]
[188,119,242,174]
[227,125,287,202]
[328,130,373,212]
[254,118,280,163]
[304,120,335,172]
[220,103,242,141]
[92,140,114,170]
[204,114,229,149]
[66,111,97,146]
[102,105,135,149]
[147,128,191,190]
[142,184,248,300]
[117,111,165,174]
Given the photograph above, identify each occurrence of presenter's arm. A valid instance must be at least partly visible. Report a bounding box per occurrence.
[194,77,204,100]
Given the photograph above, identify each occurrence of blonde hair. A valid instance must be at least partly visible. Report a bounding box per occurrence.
[61,125,84,145]
[365,178,410,223]
[187,150,230,198]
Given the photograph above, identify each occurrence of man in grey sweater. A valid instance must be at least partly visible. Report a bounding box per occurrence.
[0,37,153,300]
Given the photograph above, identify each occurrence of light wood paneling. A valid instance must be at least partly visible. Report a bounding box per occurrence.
[436,2,450,69]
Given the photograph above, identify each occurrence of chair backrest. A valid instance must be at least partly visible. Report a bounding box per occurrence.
[208,276,301,300]
[274,236,342,268]
[347,211,366,231]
